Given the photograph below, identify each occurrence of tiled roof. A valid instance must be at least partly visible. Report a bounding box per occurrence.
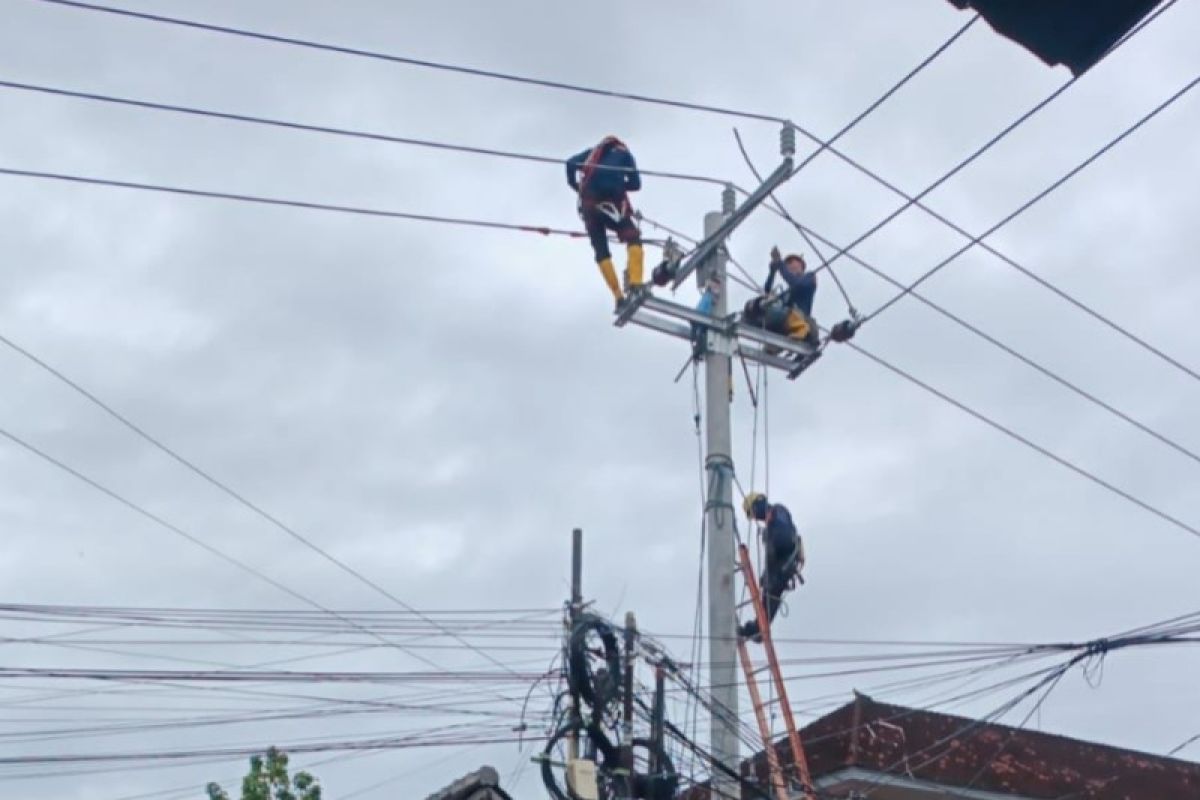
[684,692,1200,799]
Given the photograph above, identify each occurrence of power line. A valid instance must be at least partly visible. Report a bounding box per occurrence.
[0,667,547,683]
[737,123,1200,468]
[804,68,1082,280]
[1169,732,1200,757]
[853,622,1195,798]
[0,337,546,681]
[0,423,541,682]
[11,21,1192,432]
[846,341,1200,540]
[0,727,542,769]
[753,12,981,309]
[0,79,728,187]
[2,603,1058,649]
[760,0,1193,384]
[730,54,1200,539]
[42,0,1197,386]
[34,0,788,123]
[813,220,1200,464]
[0,165,588,236]
[868,69,1200,320]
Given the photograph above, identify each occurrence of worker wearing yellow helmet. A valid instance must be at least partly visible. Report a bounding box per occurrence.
[739,492,805,643]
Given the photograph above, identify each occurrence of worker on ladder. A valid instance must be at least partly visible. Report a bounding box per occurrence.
[739,492,805,642]
[566,136,645,311]
[742,246,819,347]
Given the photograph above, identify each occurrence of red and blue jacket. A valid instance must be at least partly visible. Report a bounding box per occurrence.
[567,137,641,201]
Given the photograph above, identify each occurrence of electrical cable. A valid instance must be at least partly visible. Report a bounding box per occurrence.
[867,69,1200,322]
[39,0,1197,384]
[0,165,588,237]
[845,339,1200,539]
[0,334,548,681]
[0,78,729,188]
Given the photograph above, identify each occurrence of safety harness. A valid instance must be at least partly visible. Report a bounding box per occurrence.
[577,135,626,198]
[766,506,804,589]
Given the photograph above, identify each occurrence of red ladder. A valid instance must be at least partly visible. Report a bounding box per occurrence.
[735,542,814,800]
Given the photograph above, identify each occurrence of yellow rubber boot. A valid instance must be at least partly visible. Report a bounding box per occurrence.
[597,258,623,303]
[785,309,811,341]
[626,243,645,288]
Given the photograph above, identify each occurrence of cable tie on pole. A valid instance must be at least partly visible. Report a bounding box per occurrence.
[705,454,734,471]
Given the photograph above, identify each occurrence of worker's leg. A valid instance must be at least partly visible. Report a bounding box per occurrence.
[740,549,795,640]
[585,208,623,304]
[787,308,821,347]
[761,569,788,626]
[737,566,772,640]
[785,308,811,341]
[616,204,644,289]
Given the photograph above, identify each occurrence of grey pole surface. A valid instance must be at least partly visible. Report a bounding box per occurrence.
[703,203,739,799]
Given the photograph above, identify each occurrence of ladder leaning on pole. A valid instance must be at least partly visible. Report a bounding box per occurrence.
[734,542,815,800]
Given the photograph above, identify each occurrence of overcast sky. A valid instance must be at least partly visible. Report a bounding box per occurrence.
[2,1,1200,798]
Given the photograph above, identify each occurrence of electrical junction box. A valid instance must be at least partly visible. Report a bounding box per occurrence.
[566,758,600,800]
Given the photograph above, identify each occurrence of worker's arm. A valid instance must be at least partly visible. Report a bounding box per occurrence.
[779,268,816,295]
[565,149,588,191]
[765,246,782,293]
[619,148,641,192]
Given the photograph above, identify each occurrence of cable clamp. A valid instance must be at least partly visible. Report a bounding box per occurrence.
[705,454,734,471]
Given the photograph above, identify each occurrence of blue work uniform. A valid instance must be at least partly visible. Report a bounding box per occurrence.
[566,143,641,200]
[765,258,817,316]
[740,503,802,640]
[566,139,642,263]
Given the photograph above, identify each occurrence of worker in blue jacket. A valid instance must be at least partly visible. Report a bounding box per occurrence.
[738,492,805,642]
[566,136,644,310]
[742,247,819,349]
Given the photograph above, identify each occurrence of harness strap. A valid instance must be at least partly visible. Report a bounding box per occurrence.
[578,136,625,196]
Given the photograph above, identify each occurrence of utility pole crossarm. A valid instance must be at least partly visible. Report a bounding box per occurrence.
[620,293,735,332]
[670,157,795,291]
[735,323,816,358]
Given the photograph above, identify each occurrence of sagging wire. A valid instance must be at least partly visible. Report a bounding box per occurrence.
[733,127,859,320]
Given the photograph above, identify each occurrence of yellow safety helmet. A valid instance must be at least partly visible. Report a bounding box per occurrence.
[743,492,767,519]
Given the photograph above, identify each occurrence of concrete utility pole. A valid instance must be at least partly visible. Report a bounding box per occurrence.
[612,124,802,798]
[702,196,739,800]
